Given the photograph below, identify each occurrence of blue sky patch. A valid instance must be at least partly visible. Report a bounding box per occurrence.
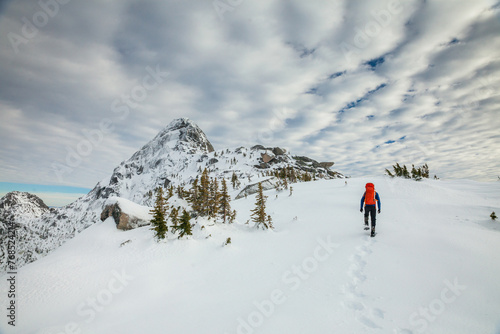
[338,83,388,113]
[0,182,91,195]
[364,56,385,70]
[328,71,345,80]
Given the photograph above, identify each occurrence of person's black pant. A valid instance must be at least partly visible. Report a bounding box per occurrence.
[364,205,376,227]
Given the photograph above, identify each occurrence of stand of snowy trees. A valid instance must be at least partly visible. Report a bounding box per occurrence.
[385,163,432,181]
[150,168,237,240]
[149,163,330,239]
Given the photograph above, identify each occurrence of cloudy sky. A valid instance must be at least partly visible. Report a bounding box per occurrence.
[0,0,499,206]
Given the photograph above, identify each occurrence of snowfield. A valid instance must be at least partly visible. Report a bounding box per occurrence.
[1,177,500,334]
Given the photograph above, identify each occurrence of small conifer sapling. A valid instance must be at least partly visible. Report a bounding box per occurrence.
[251,182,272,229]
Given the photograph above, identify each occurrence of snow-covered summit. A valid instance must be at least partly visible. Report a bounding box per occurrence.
[87,118,218,204]
[134,117,214,157]
[0,191,49,218]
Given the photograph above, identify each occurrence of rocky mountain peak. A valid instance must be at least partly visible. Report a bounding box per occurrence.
[90,118,215,203]
[0,191,49,218]
[141,118,214,156]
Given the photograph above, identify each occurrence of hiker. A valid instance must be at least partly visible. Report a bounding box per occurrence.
[360,183,381,237]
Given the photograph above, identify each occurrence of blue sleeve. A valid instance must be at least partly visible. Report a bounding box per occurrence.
[376,193,381,210]
[360,193,365,209]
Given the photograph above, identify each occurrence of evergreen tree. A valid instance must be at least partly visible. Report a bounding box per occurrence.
[279,168,287,181]
[169,207,179,227]
[421,163,430,179]
[219,179,232,223]
[189,177,201,213]
[251,182,271,229]
[385,168,395,177]
[229,209,237,224]
[199,168,210,216]
[167,185,174,200]
[302,172,312,182]
[174,209,192,238]
[231,172,240,189]
[402,165,410,179]
[411,164,419,180]
[288,167,297,183]
[209,177,220,220]
[283,174,289,190]
[150,187,168,240]
[394,163,403,177]
[177,185,185,199]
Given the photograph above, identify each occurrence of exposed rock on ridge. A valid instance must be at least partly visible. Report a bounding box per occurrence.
[100,198,151,230]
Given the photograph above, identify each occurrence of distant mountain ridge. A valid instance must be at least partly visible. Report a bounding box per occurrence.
[0,191,49,217]
[0,118,343,273]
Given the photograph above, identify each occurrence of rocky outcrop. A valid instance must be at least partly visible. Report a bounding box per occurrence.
[272,147,286,156]
[251,145,286,156]
[100,198,151,230]
[319,162,334,169]
[261,152,275,163]
[294,156,332,169]
[235,178,280,199]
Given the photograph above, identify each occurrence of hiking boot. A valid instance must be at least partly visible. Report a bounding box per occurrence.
[371,226,376,237]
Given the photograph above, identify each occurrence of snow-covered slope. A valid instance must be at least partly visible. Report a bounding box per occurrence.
[0,118,342,273]
[2,177,499,334]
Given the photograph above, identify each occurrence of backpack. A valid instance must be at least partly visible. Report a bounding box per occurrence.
[364,183,376,205]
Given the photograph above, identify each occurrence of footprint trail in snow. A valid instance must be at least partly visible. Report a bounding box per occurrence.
[341,236,386,330]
